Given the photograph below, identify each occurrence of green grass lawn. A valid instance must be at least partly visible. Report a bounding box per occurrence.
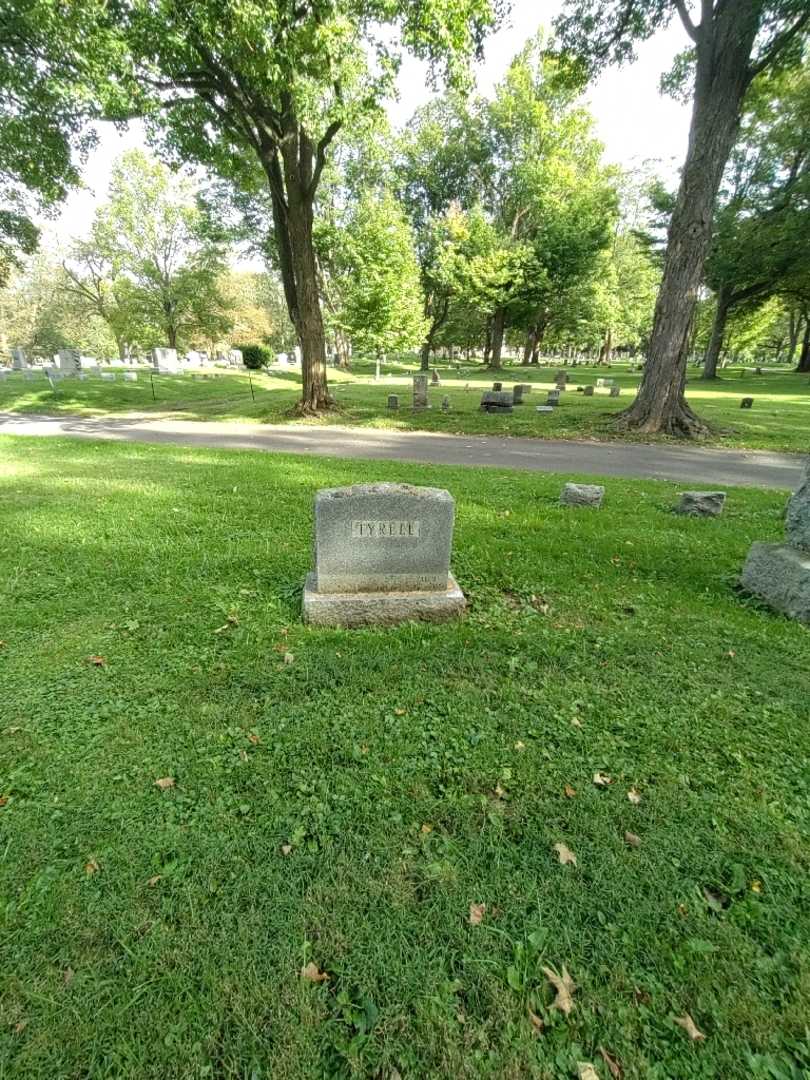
[1,436,808,1079]
[1,357,808,453]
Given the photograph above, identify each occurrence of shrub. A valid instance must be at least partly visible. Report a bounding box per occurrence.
[241,344,272,370]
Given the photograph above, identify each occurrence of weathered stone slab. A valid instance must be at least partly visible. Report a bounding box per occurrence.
[547,389,560,405]
[740,543,810,624]
[57,348,81,373]
[480,390,513,413]
[412,373,429,410]
[11,347,27,370]
[676,491,726,517]
[512,385,525,405]
[786,464,810,551]
[303,572,466,628]
[583,385,595,396]
[740,397,754,409]
[312,483,455,594]
[560,483,604,508]
[609,385,621,397]
[387,395,399,410]
[152,347,180,373]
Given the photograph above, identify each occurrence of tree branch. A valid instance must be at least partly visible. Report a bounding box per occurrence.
[748,12,810,81]
[673,0,700,43]
[309,119,342,198]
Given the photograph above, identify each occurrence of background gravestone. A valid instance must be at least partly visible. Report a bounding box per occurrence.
[303,483,466,627]
[412,374,429,410]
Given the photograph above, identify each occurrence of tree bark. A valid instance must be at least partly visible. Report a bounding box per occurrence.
[483,318,492,365]
[787,309,802,366]
[279,126,330,413]
[702,285,731,379]
[489,307,506,368]
[617,2,761,437]
[598,327,613,365]
[797,318,810,373]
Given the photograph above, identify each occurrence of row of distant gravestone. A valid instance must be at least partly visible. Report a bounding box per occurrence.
[4,346,245,375]
[301,468,810,629]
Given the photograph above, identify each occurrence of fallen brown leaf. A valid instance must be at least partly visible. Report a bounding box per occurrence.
[63,967,74,986]
[577,1063,599,1080]
[493,782,507,799]
[541,965,576,1015]
[593,772,612,787]
[247,733,260,745]
[300,961,329,983]
[154,777,175,791]
[599,1046,622,1078]
[514,740,526,751]
[468,902,486,926]
[147,875,161,887]
[87,655,106,667]
[571,718,582,728]
[674,1013,705,1041]
[553,842,578,867]
[627,788,642,804]
[283,652,295,665]
[281,844,293,856]
[751,880,762,893]
[528,1009,544,1034]
[624,831,641,848]
[0,796,7,808]
[420,823,433,834]
[394,708,406,716]
[564,784,577,798]
[14,1021,27,1035]
[84,858,100,875]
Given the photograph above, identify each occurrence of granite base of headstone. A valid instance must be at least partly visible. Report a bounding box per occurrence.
[676,491,726,517]
[740,463,810,623]
[387,395,399,410]
[560,483,604,508]
[302,483,466,628]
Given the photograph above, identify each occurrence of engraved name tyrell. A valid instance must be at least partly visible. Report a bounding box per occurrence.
[351,520,421,539]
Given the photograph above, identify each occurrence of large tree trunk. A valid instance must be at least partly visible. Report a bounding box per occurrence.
[598,327,613,365]
[280,127,331,413]
[483,318,492,365]
[617,4,760,437]
[797,319,810,373]
[522,328,535,366]
[702,286,731,379]
[489,307,506,368]
[787,309,803,367]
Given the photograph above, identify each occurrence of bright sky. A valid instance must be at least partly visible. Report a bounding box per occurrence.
[43,0,692,252]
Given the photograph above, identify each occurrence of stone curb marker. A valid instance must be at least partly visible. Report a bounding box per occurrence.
[303,483,467,628]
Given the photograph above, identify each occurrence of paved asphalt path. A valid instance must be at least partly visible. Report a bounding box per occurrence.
[1,412,804,489]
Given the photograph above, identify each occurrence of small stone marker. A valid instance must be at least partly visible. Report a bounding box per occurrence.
[512,385,525,405]
[124,372,138,382]
[480,390,513,414]
[740,397,754,409]
[492,381,503,392]
[583,385,595,396]
[431,370,440,385]
[152,346,180,374]
[535,405,554,413]
[412,373,429,410]
[547,389,560,406]
[101,372,116,381]
[57,348,81,374]
[11,347,27,370]
[441,396,450,412]
[609,385,621,397]
[676,491,726,517]
[741,463,810,623]
[387,394,399,410]
[302,483,466,628]
[560,483,604,508]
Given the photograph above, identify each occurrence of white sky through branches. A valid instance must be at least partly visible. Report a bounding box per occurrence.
[43,0,691,257]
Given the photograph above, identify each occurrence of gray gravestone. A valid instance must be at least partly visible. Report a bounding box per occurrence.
[387,394,399,410]
[57,348,81,374]
[11,347,27,370]
[413,374,429,410]
[560,483,604,508]
[152,347,180,374]
[441,396,450,412]
[741,397,754,409]
[302,483,466,627]
[547,389,560,405]
[583,385,595,396]
[431,371,440,385]
[124,372,138,382]
[101,372,116,381]
[676,491,726,517]
[609,385,621,397]
[535,405,554,413]
[741,462,810,623]
[480,390,513,413]
[492,381,503,392]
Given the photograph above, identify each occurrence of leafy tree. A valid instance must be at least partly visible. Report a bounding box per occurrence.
[702,67,810,378]
[63,150,232,352]
[329,193,427,358]
[483,37,617,367]
[88,0,506,412]
[555,0,810,435]
[0,0,100,281]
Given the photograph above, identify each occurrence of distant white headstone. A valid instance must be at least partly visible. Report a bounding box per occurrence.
[57,348,81,374]
[152,347,180,373]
